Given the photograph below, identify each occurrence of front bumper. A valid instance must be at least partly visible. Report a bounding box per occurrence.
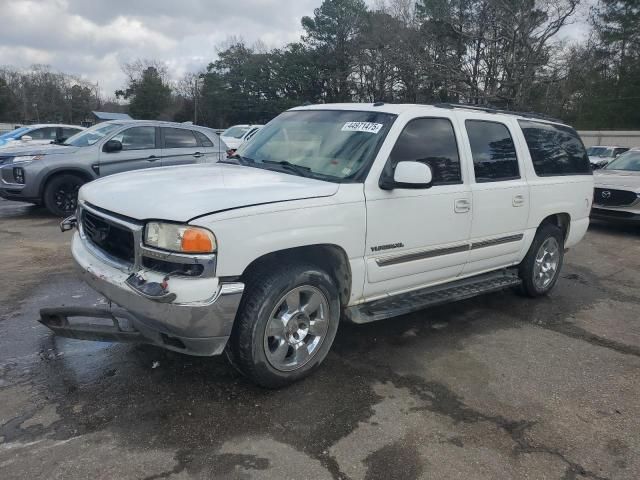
[44,231,244,356]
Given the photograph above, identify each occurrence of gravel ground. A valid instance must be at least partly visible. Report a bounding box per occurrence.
[0,198,638,480]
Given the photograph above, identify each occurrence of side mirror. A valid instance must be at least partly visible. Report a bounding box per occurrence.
[20,135,32,142]
[380,161,433,190]
[103,139,123,153]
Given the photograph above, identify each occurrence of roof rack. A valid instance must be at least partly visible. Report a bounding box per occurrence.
[433,103,562,123]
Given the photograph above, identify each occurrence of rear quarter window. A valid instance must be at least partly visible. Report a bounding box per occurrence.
[193,130,214,147]
[518,120,591,176]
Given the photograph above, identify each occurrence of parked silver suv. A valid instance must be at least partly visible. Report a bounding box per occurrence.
[0,120,226,216]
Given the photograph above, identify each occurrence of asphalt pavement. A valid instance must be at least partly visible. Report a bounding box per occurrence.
[0,198,638,479]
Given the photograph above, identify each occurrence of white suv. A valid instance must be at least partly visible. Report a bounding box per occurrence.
[40,103,593,387]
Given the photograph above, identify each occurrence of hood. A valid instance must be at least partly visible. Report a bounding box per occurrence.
[594,169,640,190]
[0,143,80,157]
[79,163,339,222]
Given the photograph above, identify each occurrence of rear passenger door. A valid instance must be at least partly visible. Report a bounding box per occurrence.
[160,127,204,166]
[98,126,161,176]
[460,117,530,275]
[193,130,224,163]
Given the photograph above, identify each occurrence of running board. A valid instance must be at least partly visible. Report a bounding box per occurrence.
[347,269,521,324]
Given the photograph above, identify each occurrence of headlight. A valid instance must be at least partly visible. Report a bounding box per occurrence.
[144,222,216,253]
[13,155,44,163]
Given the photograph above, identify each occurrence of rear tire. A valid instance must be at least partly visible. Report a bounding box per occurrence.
[519,223,564,297]
[43,173,85,216]
[227,263,340,388]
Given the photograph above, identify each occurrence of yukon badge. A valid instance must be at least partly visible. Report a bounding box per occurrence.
[371,243,404,252]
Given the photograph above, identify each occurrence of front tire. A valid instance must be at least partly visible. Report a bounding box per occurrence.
[519,223,564,297]
[43,173,85,216]
[227,263,340,388]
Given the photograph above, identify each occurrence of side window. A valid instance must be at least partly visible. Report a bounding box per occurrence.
[245,128,258,141]
[110,126,156,151]
[61,127,82,139]
[193,130,214,147]
[26,127,57,140]
[388,118,462,185]
[163,128,198,148]
[614,147,629,157]
[466,120,519,182]
[518,120,591,176]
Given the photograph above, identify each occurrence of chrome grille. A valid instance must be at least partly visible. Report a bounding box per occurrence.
[82,209,135,264]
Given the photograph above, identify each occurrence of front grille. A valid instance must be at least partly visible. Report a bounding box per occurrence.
[82,210,135,263]
[594,188,638,207]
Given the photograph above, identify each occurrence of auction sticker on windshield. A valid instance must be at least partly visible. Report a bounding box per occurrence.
[341,122,383,134]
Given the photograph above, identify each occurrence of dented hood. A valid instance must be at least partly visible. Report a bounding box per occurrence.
[79,163,339,222]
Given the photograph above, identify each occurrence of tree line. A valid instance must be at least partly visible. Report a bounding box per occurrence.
[1,0,638,129]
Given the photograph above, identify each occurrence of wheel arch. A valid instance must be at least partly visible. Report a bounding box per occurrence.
[538,213,571,243]
[239,244,353,307]
[39,168,94,198]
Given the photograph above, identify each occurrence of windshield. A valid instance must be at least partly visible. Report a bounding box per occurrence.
[64,123,121,147]
[234,110,396,182]
[222,126,251,139]
[605,151,640,171]
[587,146,611,157]
[0,127,29,140]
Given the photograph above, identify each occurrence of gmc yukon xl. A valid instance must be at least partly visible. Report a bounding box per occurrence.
[39,103,594,387]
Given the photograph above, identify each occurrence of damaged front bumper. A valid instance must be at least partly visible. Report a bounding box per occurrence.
[39,229,244,356]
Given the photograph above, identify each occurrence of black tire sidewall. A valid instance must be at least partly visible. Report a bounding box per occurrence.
[231,264,340,388]
[43,174,84,216]
[520,224,564,297]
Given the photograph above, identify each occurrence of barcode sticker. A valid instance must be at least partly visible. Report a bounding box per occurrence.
[341,122,383,134]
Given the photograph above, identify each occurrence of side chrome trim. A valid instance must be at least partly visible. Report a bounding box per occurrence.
[375,244,469,267]
[470,234,523,250]
[375,233,525,267]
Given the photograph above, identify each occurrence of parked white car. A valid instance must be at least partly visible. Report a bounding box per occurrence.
[591,149,640,223]
[220,124,263,151]
[586,145,629,169]
[40,103,593,387]
[0,124,85,149]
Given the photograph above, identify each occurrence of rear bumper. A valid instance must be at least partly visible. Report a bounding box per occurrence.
[591,207,640,224]
[55,232,244,356]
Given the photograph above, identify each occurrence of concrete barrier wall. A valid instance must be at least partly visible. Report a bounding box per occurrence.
[578,131,640,148]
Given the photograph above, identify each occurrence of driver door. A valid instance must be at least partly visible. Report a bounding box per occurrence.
[98,126,161,176]
[363,116,472,299]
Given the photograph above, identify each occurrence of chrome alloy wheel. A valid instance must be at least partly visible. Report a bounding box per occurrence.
[533,237,560,290]
[263,285,330,372]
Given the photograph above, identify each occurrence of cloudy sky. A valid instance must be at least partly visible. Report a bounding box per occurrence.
[1,0,591,97]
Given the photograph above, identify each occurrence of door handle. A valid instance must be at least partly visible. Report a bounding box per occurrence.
[193,152,204,158]
[147,155,159,162]
[512,194,525,207]
[454,198,471,213]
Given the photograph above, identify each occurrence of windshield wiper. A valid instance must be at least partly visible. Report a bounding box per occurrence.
[261,160,312,175]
